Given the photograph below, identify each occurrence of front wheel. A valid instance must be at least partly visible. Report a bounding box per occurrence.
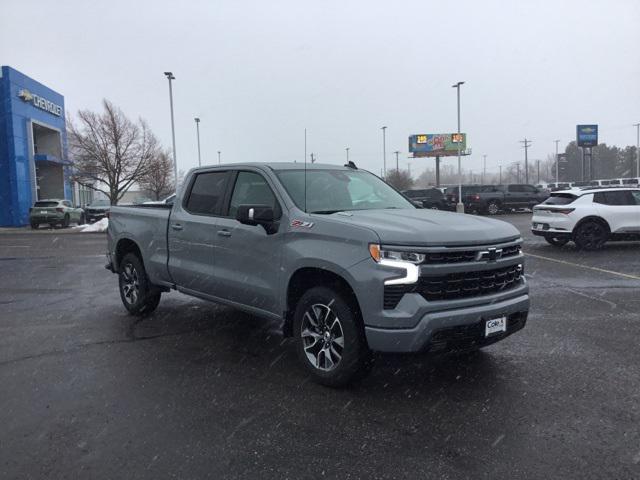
[293,286,371,387]
[118,253,161,315]
[79,213,86,225]
[30,221,39,229]
[544,236,569,247]
[62,214,70,228]
[574,221,609,250]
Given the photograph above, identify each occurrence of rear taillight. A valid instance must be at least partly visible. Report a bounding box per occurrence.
[56,207,64,213]
[472,194,480,201]
[556,208,575,215]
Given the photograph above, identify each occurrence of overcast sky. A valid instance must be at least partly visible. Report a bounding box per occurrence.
[2,0,639,177]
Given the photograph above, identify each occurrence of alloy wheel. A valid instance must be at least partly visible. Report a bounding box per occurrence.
[301,302,345,372]
[121,263,140,305]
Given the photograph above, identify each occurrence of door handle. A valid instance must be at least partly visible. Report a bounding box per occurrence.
[171,223,183,231]
[217,229,232,237]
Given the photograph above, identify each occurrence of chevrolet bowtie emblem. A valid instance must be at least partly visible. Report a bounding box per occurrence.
[18,89,33,102]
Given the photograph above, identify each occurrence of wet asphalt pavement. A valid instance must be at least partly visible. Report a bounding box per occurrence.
[1,214,639,479]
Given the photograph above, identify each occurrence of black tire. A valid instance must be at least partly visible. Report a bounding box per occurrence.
[293,286,371,387]
[573,220,609,251]
[62,214,70,228]
[30,221,39,229]
[486,201,501,215]
[118,253,162,316]
[544,236,569,247]
[79,213,86,225]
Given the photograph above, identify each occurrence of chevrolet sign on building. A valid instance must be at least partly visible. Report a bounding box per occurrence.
[18,88,62,116]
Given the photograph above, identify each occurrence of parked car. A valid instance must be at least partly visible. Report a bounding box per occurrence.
[444,185,483,210]
[531,187,640,249]
[29,199,85,229]
[106,163,529,387]
[85,199,110,223]
[402,188,450,210]
[548,182,573,191]
[466,184,550,215]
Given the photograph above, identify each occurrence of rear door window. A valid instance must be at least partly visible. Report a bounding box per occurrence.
[593,191,635,206]
[185,171,230,215]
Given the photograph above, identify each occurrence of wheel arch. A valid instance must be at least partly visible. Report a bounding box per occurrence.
[114,238,143,272]
[572,215,611,235]
[283,267,363,337]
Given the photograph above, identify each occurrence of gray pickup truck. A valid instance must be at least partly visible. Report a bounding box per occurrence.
[106,163,529,386]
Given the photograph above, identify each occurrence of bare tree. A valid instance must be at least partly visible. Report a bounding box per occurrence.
[385,169,415,191]
[139,149,174,200]
[68,99,160,205]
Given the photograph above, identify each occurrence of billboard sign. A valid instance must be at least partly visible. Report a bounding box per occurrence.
[557,153,568,180]
[409,133,467,157]
[576,125,598,147]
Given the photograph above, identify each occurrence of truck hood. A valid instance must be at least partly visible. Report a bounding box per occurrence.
[321,209,520,246]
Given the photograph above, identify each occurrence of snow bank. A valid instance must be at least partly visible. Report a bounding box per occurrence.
[77,218,109,233]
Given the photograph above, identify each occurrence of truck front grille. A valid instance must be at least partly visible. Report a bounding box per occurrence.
[423,244,521,264]
[383,263,523,309]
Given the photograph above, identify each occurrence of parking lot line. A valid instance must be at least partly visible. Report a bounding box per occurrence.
[524,252,640,281]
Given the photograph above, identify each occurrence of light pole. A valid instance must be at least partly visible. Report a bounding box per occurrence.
[345,147,350,163]
[634,123,640,178]
[394,151,400,171]
[164,72,178,189]
[194,118,201,167]
[452,81,465,213]
[381,126,387,178]
[554,139,561,183]
[499,164,502,184]
[217,150,221,165]
[482,154,487,184]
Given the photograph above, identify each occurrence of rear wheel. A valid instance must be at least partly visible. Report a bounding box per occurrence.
[62,214,70,228]
[118,253,161,315]
[544,236,569,247]
[574,220,609,250]
[79,213,86,225]
[30,221,39,229]
[293,286,371,387]
[486,201,501,215]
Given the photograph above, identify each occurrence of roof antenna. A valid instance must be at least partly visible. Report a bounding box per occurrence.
[304,128,307,213]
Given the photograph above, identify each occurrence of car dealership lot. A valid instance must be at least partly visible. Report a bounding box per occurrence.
[1,216,639,479]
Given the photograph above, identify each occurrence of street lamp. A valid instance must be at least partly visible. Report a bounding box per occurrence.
[452,81,465,213]
[381,126,387,178]
[164,72,178,189]
[217,150,221,165]
[554,139,561,183]
[634,123,640,178]
[345,147,350,163]
[482,154,487,184]
[194,118,201,167]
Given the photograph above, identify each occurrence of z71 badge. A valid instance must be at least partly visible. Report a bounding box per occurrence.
[290,219,314,228]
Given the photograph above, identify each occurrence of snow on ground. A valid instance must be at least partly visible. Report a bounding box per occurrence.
[74,218,109,233]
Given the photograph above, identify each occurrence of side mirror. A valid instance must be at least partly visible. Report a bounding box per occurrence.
[236,205,275,226]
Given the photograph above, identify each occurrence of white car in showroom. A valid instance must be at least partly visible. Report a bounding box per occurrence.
[531,187,640,250]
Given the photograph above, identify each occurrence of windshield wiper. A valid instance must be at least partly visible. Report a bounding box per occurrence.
[310,210,343,214]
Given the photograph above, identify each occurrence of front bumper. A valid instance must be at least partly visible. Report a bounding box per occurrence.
[364,292,529,353]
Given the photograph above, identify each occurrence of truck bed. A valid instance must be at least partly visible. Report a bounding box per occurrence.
[108,205,172,285]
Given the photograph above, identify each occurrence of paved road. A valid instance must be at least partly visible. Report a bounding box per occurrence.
[1,217,639,479]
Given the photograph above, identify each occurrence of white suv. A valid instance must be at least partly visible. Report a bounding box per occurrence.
[531,187,640,250]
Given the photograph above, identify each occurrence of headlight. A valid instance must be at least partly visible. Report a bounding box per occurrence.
[369,244,421,285]
[369,244,425,264]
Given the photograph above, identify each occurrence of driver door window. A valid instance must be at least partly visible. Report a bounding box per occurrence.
[228,171,280,219]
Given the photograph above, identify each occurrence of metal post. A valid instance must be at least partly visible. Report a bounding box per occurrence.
[634,123,640,178]
[194,118,201,167]
[499,165,502,184]
[452,81,465,213]
[519,138,531,184]
[394,151,400,171]
[554,140,560,183]
[164,72,178,189]
[482,154,487,184]
[346,147,349,163]
[436,156,441,187]
[381,126,387,178]
[536,159,540,184]
[217,150,221,164]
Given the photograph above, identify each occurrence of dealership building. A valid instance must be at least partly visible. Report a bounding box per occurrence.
[0,66,94,227]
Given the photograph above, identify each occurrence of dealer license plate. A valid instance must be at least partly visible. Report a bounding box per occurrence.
[485,316,507,337]
[40,211,48,214]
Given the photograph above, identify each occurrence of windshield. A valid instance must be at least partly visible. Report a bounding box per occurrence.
[88,200,110,206]
[543,193,577,205]
[275,169,414,213]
